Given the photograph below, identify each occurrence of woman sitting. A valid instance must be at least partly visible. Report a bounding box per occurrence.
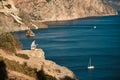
[31,40,38,50]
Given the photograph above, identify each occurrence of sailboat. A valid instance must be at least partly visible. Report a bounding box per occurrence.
[88,57,95,69]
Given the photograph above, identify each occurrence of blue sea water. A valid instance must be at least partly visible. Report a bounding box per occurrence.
[14,12,120,80]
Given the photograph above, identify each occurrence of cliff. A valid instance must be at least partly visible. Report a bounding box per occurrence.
[0,33,77,80]
[0,0,48,34]
[14,0,117,22]
[0,49,77,80]
[0,0,118,33]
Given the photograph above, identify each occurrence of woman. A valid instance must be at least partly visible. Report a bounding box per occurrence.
[31,40,38,50]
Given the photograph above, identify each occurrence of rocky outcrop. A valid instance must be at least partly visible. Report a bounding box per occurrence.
[42,60,76,80]
[0,49,77,80]
[0,0,18,15]
[14,0,118,22]
[0,0,48,34]
[8,70,36,80]
[0,13,28,34]
[19,49,77,80]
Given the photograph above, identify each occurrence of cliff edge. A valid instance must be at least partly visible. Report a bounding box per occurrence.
[0,49,77,80]
[0,33,77,80]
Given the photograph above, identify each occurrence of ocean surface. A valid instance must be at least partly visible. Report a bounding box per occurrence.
[14,11,120,80]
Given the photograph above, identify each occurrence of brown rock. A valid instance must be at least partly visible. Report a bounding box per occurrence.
[13,0,118,22]
[0,49,77,80]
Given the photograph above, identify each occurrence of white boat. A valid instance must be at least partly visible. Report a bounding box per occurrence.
[88,57,95,69]
[93,26,96,29]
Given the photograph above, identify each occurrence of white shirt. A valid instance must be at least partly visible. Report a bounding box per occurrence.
[31,41,35,48]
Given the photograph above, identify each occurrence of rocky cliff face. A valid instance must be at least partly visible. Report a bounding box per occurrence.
[0,49,77,80]
[14,0,117,22]
[19,49,77,80]
[0,0,118,33]
[104,0,120,10]
[0,0,48,34]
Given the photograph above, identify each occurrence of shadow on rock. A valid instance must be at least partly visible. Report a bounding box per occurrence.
[0,61,8,80]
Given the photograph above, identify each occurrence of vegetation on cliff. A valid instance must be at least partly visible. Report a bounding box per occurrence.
[0,33,22,54]
[0,32,57,79]
[0,33,76,80]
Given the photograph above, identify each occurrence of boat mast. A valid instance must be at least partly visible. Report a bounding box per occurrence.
[89,57,91,66]
[90,58,91,66]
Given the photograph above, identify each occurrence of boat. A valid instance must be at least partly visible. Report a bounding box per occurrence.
[93,26,96,29]
[26,29,35,37]
[88,57,95,70]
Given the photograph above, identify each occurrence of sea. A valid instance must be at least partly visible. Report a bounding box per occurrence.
[14,11,120,80]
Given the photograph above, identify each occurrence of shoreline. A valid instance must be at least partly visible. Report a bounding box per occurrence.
[41,13,118,22]
[42,14,118,25]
